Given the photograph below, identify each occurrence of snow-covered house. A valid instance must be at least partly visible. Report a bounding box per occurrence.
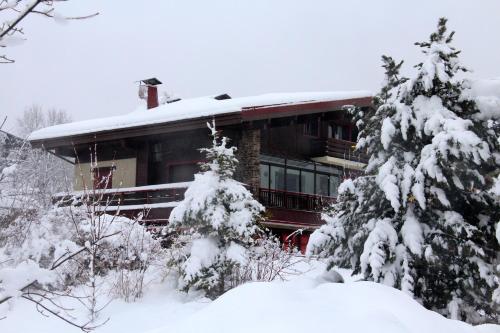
[29,79,372,251]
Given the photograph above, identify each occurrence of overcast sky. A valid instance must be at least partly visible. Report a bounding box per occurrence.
[1,0,499,133]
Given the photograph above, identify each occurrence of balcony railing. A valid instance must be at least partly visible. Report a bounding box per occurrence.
[54,183,333,229]
[259,188,334,212]
[54,182,191,212]
[326,138,368,163]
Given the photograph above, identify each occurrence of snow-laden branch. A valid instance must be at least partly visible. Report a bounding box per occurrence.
[0,0,98,63]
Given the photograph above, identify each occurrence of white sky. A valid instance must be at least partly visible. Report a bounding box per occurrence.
[1,0,499,133]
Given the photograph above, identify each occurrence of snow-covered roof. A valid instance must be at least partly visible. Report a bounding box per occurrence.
[28,91,372,142]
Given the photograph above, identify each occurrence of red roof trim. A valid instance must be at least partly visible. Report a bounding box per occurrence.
[241,96,372,121]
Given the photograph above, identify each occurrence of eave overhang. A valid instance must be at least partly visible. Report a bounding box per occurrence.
[30,96,373,150]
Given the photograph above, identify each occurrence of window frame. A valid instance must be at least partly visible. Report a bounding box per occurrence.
[259,157,342,197]
[302,118,320,138]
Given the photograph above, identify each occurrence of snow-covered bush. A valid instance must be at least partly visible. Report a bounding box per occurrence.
[1,200,164,325]
[308,18,500,324]
[0,138,71,226]
[168,121,264,299]
[109,218,165,302]
[231,234,305,285]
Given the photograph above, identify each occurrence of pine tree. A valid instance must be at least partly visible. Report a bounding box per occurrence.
[307,18,500,324]
[168,121,264,299]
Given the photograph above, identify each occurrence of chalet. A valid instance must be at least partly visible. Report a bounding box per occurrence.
[29,79,372,252]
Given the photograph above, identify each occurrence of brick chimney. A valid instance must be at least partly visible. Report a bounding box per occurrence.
[140,78,162,109]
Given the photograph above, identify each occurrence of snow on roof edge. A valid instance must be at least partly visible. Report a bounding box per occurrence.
[29,91,373,142]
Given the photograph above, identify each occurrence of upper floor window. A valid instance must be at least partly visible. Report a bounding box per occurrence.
[303,119,320,137]
[328,123,357,141]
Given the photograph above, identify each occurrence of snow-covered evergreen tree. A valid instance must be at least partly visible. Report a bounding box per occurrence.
[168,121,264,298]
[307,18,500,324]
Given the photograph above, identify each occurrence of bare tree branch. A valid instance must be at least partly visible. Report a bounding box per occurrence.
[0,0,43,39]
[21,293,102,332]
[0,0,98,63]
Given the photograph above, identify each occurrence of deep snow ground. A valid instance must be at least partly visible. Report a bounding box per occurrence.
[1,259,498,333]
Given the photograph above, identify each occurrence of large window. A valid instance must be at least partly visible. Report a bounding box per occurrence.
[330,175,341,197]
[301,171,315,194]
[260,155,342,197]
[260,164,269,188]
[270,165,285,190]
[286,168,300,192]
[316,174,329,196]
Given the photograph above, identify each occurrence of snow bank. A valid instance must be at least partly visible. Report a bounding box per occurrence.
[159,279,486,333]
[1,261,496,333]
[28,91,371,141]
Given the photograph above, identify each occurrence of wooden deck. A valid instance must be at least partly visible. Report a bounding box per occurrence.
[325,138,368,163]
[55,183,333,229]
[258,188,334,212]
[53,182,189,224]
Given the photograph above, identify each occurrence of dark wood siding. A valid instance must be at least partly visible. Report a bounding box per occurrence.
[260,116,325,159]
[136,140,149,186]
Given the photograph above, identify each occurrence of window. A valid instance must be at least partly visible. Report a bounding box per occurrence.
[330,175,341,197]
[260,155,342,197]
[260,164,269,188]
[301,171,315,194]
[286,168,300,192]
[329,124,343,140]
[93,166,114,189]
[270,165,285,190]
[169,163,199,183]
[303,119,319,137]
[316,174,329,196]
[329,124,353,141]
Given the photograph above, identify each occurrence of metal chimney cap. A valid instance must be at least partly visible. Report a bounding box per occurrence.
[141,78,162,86]
[214,93,231,100]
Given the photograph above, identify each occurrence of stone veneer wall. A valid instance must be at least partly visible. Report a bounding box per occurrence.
[234,128,260,195]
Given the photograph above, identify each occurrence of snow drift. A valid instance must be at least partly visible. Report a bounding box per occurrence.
[152,278,489,333]
[2,265,498,333]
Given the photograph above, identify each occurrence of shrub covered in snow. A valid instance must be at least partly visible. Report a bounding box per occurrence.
[230,234,306,284]
[1,203,164,325]
[308,18,500,324]
[168,121,264,298]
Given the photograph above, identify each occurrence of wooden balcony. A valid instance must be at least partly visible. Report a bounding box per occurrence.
[54,182,191,223]
[55,184,332,229]
[258,188,334,212]
[325,138,368,163]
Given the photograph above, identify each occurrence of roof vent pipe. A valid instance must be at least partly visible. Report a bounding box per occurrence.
[139,78,162,109]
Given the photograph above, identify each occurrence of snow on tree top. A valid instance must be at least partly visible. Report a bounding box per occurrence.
[465,78,500,120]
[28,91,372,141]
[469,77,500,98]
